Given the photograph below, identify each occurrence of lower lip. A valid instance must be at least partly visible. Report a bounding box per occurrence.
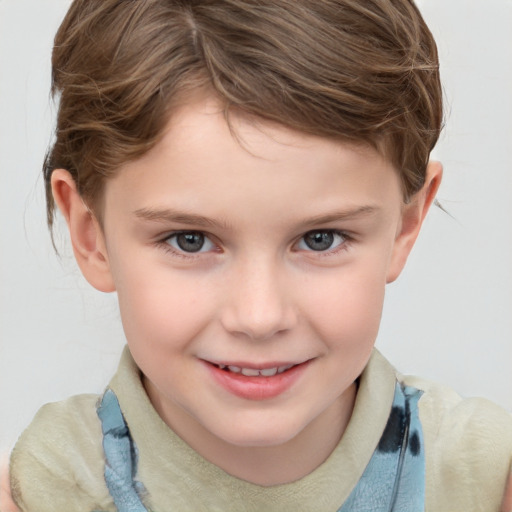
[205,361,310,401]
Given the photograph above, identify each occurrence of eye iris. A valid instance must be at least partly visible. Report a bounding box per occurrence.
[176,232,204,252]
[304,231,334,251]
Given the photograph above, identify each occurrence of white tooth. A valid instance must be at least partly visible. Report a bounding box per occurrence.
[260,367,278,377]
[228,366,241,373]
[241,368,260,377]
[277,364,294,374]
[218,364,226,369]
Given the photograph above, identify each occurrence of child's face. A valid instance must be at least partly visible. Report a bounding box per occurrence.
[65,96,436,453]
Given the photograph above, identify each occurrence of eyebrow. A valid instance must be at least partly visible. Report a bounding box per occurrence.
[133,207,232,230]
[133,205,378,231]
[299,205,379,228]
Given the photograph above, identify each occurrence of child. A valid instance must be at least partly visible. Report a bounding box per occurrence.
[6,0,512,510]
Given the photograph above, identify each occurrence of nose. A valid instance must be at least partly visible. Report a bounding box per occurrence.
[220,256,298,341]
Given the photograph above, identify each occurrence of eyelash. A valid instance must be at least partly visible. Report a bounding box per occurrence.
[156,229,353,259]
[156,231,217,259]
[296,230,351,255]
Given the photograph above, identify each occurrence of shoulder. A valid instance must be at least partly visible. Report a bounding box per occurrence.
[10,393,115,512]
[401,374,512,511]
[402,373,512,445]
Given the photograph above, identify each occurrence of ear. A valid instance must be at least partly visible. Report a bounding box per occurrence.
[386,161,443,283]
[51,169,116,292]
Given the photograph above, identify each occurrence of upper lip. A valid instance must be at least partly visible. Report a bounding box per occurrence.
[202,358,312,370]
[201,358,314,378]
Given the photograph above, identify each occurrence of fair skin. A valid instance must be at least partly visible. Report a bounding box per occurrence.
[3,98,512,506]
[47,96,444,486]
[54,96,440,486]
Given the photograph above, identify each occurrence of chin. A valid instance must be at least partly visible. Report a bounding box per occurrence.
[213,417,306,448]
[228,434,294,448]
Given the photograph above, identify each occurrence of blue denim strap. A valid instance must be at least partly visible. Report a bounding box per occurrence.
[97,389,149,512]
[97,382,424,511]
[338,382,425,512]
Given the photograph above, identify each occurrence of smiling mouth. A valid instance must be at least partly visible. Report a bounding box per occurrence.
[206,360,311,400]
[211,363,300,377]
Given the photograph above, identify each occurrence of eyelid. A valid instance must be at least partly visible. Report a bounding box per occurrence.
[155,228,352,259]
[295,229,350,253]
[159,230,219,257]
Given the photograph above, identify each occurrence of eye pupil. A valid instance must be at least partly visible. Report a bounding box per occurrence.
[176,232,204,252]
[304,231,334,251]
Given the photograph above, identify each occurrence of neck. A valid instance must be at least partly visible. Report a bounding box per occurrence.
[145,379,357,486]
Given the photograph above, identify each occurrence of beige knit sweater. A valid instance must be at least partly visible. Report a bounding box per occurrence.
[10,347,512,511]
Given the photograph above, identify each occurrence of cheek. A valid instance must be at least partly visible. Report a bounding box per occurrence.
[300,263,387,348]
[112,258,216,351]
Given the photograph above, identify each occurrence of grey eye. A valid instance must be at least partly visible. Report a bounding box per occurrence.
[167,232,214,253]
[299,230,345,252]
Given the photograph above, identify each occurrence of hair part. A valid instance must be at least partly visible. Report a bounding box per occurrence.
[44,0,443,228]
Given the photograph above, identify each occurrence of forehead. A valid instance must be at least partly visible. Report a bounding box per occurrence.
[103,96,403,224]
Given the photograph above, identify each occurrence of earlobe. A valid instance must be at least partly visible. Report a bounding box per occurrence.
[51,169,116,293]
[386,161,443,283]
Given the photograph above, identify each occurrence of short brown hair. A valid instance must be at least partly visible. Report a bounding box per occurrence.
[44,0,442,228]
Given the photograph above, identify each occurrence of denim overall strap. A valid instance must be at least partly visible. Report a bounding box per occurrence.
[338,382,425,512]
[96,383,424,511]
[97,389,149,512]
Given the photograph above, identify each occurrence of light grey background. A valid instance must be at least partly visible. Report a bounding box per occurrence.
[1,0,511,457]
